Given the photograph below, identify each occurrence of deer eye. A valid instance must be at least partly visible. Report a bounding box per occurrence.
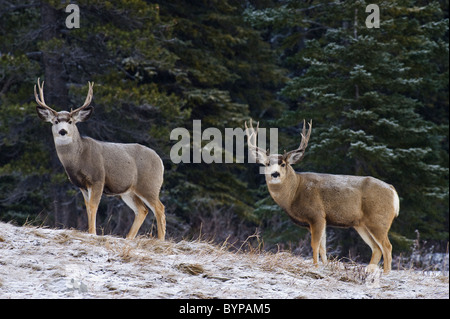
[281,163,286,167]
[54,120,59,124]
[68,120,72,124]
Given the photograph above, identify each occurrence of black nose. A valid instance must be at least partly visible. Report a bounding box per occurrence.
[271,172,280,178]
[59,129,68,136]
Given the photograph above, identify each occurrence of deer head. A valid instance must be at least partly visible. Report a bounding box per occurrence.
[245,119,312,184]
[35,78,94,145]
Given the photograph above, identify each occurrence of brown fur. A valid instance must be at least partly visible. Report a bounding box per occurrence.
[246,120,399,273]
[35,80,165,240]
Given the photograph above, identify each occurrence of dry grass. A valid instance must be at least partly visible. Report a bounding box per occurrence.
[1,222,448,298]
[74,229,374,285]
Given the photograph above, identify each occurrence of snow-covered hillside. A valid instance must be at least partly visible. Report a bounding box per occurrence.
[0,222,448,299]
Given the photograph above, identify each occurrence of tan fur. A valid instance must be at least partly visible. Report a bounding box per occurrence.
[246,120,399,274]
[35,79,165,240]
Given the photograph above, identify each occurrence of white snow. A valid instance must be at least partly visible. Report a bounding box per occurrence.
[0,221,448,299]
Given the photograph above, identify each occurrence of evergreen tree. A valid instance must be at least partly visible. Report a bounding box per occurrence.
[154,0,286,241]
[2,0,446,251]
[0,0,285,242]
[0,0,188,236]
[246,0,448,247]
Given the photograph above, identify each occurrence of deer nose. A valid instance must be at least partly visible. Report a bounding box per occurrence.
[271,172,280,178]
[59,129,68,136]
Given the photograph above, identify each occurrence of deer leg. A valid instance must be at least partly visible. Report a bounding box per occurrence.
[376,234,393,274]
[126,206,148,240]
[121,193,148,240]
[364,226,392,274]
[319,229,327,264]
[80,186,102,235]
[149,199,166,240]
[354,226,382,272]
[134,194,166,241]
[381,237,393,274]
[310,220,326,267]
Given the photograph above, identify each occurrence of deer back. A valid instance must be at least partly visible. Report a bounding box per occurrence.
[278,172,397,228]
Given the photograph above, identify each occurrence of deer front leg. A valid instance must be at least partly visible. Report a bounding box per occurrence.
[80,185,103,235]
[310,219,326,267]
[319,228,327,264]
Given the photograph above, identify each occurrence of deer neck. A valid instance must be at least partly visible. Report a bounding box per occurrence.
[54,128,84,169]
[266,168,300,212]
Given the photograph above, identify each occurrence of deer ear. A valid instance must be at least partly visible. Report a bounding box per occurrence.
[72,106,93,123]
[285,149,305,165]
[36,106,56,122]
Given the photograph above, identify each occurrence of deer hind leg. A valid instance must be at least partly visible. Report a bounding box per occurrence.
[381,236,393,274]
[310,220,326,266]
[81,185,102,235]
[121,193,148,240]
[354,226,382,273]
[135,195,165,240]
[150,199,166,240]
[358,225,393,274]
[367,227,393,274]
[373,232,393,274]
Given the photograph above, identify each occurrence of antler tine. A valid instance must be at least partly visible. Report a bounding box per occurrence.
[70,81,94,114]
[244,119,254,146]
[245,119,260,148]
[245,118,268,158]
[283,119,312,162]
[299,119,312,150]
[34,78,57,114]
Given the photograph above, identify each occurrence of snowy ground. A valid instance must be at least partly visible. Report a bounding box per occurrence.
[0,221,448,299]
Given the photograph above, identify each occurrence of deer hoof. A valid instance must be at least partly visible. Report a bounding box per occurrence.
[365,264,380,273]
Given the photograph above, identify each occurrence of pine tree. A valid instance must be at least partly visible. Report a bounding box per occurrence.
[0,0,285,242]
[0,0,188,235]
[154,0,286,241]
[246,0,448,246]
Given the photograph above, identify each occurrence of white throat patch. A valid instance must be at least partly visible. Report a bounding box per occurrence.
[54,136,73,145]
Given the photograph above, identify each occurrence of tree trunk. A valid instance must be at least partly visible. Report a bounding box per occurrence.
[40,1,68,107]
[40,1,76,229]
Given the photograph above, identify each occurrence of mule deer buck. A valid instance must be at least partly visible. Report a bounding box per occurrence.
[245,119,399,273]
[35,79,165,240]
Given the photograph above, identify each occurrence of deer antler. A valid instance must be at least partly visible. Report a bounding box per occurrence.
[245,119,268,164]
[34,78,57,115]
[299,119,312,152]
[70,81,94,114]
[283,119,312,163]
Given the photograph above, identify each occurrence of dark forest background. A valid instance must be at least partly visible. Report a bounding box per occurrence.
[1,0,448,259]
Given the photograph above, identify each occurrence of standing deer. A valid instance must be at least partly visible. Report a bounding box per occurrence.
[35,79,165,240]
[245,119,399,273]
